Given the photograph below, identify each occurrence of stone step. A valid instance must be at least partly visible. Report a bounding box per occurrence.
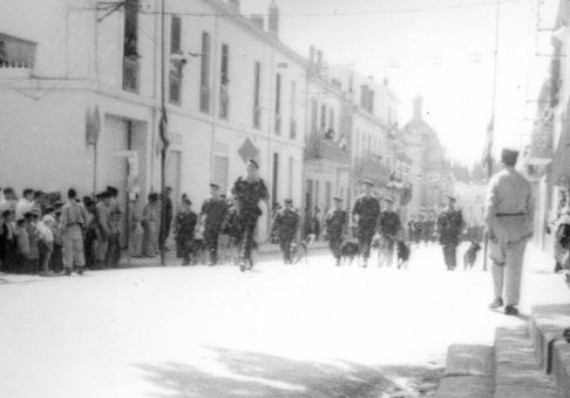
[434,344,494,398]
[530,304,570,398]
[494,326,560,398]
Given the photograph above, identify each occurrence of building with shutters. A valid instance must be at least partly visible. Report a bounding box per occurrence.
[0,0,307,241]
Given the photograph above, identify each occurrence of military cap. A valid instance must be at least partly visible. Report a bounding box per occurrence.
[447,195,457,202]
[44,206,54,213]
[99,190,111,199]
[501,147,519,166]
[106,186,119,195]
[333,196,343,202]
[284,198,293,204]
[209,183,220,189]
[53,201,64,209]
[361,179,374,186]
[247,158,259,169]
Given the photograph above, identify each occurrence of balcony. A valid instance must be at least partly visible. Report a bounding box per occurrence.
[306,132,350,164]
[122,57,139,93]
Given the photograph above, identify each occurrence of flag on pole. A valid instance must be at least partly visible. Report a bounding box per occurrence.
[481,118,494,178]
[159,104,170,152]
[85,105,101,146]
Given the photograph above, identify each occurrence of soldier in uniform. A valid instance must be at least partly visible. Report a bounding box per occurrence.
[325,196,348,266]
[175,197,198,266]
[231,159,269,271]
[377,197,402,267]
[271,199,299,264]
[60,188,88,275]
[437,196,464,271]
[201,183,228,266]
[486,148,533,316]
[351,180,380,267]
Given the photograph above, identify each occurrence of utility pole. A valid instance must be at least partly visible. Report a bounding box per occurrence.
[483,0,501,272]
[159,0,168,266]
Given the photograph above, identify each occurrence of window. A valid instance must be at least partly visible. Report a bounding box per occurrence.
[219,43,229,119]
[275,73,282,134]
[328,107,335,137]
[290,81,296,139]
[272,153,279,206]
[170,16,181,54]
[253,61,261,129]
[288,156,294,198]
[325,181,331,209]
[169,16,183,105]
[320,104,326,132]
[122,0,139,93]
[200,32,211,113]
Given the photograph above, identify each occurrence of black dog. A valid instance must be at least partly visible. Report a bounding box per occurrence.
[463,241,482,270]
[396,240,410,269]
[340,241,360,266]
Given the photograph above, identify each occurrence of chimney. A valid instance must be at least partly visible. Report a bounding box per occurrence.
[268,0,279,36]
[413,96,423,120]
[249,14,264,30]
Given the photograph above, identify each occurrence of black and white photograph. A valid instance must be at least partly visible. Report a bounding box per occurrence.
[1,0,570,396]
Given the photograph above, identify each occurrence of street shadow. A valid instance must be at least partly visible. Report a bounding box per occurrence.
[135,346,443,398]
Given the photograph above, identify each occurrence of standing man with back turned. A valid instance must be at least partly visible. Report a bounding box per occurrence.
[486,147,534,316]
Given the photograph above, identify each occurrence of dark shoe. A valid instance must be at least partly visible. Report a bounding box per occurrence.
[504,305,519,316]
[77,268,84,276]
[63,268,72,276]
[488,297,503,309]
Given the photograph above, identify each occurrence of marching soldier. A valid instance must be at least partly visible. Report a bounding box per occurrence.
[201,183,228,266]
[175,197,198,266]
[486,148,533,316]
[351,180,380,267]
[271,199,299,264]
[377,197,402,267]
[437,196,464,270]
[231,159,269,271]
[325,196,348,266]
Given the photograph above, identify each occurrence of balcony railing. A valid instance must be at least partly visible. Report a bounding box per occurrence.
[306,132,350,164]
[122,57,139,93]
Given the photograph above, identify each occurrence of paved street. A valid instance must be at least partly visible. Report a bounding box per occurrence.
[0,242,554,398]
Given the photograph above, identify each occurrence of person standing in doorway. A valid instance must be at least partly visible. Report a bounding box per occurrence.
[486,148,534,316]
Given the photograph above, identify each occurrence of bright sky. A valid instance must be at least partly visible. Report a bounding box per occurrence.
[241,0,558,166]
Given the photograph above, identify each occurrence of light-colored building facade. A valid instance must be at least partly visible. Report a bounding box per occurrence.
[402,97,453,218]
[453,181,486,226]
[0,0,307,240]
